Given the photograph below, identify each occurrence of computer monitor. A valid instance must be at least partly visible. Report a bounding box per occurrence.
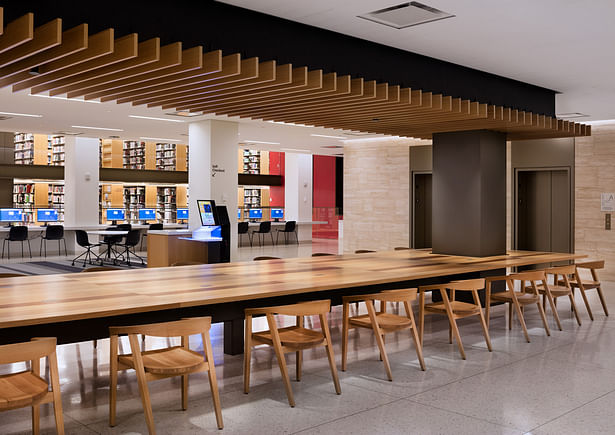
[106,209,125,223]
[138,208,156,221]
[177,208,188,220]
[37,209,59,223]
[248,208,262,220]
[197,200,217,226]
[271,208,284,220]
[0,208,23,224]
[237,208,241,219]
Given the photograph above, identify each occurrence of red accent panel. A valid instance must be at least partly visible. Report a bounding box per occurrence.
[313,155,338,239]
[269,152,285,207]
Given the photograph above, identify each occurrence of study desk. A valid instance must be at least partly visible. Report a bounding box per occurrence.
[0,250,583,354]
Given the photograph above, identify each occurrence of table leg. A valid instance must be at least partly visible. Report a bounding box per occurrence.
[224,318,244,355]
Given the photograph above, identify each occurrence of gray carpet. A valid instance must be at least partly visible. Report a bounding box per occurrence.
[0,259,147,275]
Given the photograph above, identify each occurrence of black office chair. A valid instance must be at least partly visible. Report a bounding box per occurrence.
[40,225,67,257]
[72,230,101,267]
[140,223,163,251]
[238,221,251,247]
[101,226,125,262]
[275,220,298,245]
[1,226,31,259]
[252,221,274,246]
[117,229,145,266]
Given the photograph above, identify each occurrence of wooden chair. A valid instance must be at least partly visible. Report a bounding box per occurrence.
[109,317,223,433]
[253,256,281,261]
[244,300,341,407]
[0,337,64,435]
[568,260,608,319]
[419,279,492,360]
[485,270,551,343]
[541,265,582,328]
[341,289,425,381]
[355,249,376,254]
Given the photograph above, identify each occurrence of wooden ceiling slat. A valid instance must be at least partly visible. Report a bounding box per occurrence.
[9,28,114,91]
[0,7,3,36]
[0,18,61,69]
[29,33,138,94]
[47,38,163,96]
[63,41,183,98]
[84,47,210,101]
[0,24,88,82]
[156,65,312,110]
[0,13,33,55]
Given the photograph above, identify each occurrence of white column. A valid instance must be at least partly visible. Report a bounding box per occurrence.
[284,152,313,222]
[189,119,239,260]
[64,136,100,227]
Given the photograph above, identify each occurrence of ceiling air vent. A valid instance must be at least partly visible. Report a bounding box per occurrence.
[358,2,455,29]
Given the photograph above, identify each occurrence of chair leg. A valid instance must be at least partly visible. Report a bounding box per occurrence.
[1,239,4,259]
[202,331,224,430]
[568,293,582,326]
[535,300,551,337]
[40,238,43,257]
[109,335,118,427]
[576,285,594,321]
[27,239,32,258]
[276,231,280,245]
[366,300,393,380]
[32,355,41,435]
[63,238,68,256]
[596,285,609,316]
[508,303,513,330]
[440,290,466,360]
[341,302,349,371]
[320,312,341,395]
[128,335,156,434]
[48,351,65,435]
[181,336,189,410]
[544,290,562,331]
[418,290,425,345]
[266,315,295,407]
[405,301,426,371]
[243,315,252,394]
[296,316,303,381]
[21,240,24,258]
[270,232,274,246]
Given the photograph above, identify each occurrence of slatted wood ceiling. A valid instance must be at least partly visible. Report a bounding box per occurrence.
[0,8,589,140]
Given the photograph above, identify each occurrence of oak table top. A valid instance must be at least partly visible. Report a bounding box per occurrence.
[0,250,583,330]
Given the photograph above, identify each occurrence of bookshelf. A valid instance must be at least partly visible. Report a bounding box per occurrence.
[241,149,261,174]
[100,139,123,168]
[243,188,261,207]
[123,141,146,170]
[156,143,188,171]
[12,181,64,223]
[157,186,176,223]
[50,135,65,166]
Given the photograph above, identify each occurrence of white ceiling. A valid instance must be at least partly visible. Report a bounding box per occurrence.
[219,0,615,122]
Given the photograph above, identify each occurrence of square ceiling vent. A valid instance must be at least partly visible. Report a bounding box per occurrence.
[358,2,455,29]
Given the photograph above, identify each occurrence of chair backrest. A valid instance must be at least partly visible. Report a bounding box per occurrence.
[506,270,547,292]
[44,224,64,239]
[124,229,141,246]
[545,264,576,276]
[104,226,123,243]
[371,288,418,303]
[245,300,330,317]
[75,229,90,247]
[253,256,280,261]
[0,273,26,278]
[259,221,271,232]
[447,278,485,291]
[284,220,296,231]
[109,317,211,338]
[8,225,28,241]
[576,260,604,270]
[81,266,121,273]
[149,223,164,230]
[238,221,249,233]
[312,252,334,257]
[0,337,56,365]
[116,223,132,231]
[355,249,375,254]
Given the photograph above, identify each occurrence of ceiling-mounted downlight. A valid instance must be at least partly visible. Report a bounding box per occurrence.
[358,2,455,29]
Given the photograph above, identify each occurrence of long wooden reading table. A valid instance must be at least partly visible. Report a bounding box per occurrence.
[0,250,582,354]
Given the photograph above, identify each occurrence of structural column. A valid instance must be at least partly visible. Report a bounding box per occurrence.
[432,130,506,257]
[64,136,100,227]
[284,152,313,240]
[188,119,239,260]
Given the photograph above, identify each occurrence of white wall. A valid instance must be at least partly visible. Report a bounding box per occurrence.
[64,136,100,227]
[284,152,313,222]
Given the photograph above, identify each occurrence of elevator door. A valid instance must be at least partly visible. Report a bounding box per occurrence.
[414,173,432,249]
[517,170,571,253]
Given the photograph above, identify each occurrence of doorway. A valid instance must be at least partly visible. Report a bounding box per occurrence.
[515,169,572,253]
[413,172,432,249]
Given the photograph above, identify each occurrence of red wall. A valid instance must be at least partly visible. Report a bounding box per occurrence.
[312,155,338,239]
[268,151,285,207]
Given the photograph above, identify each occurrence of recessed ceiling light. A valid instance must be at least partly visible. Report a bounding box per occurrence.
[556,112,589,119]
[267,120,313,127]
[0,111,42,118]
[30,94,101,104]
[358,2,455,29]
[140,136,182,142]
[165,111,202,117]
[129,115,185,123]
[310,134,347,140]
[280,148,311,153]
[243,140,281,145]
[71,125,123,131]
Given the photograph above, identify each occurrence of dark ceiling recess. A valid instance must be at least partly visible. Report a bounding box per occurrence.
[0,0,556,116]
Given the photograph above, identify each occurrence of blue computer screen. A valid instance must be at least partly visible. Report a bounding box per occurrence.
[37,209,59,222]
[138,209,156,220]
[238,208,241,219]
[0,208,23,222]
[106,209,125,220]
[271,208,284,219]
[177,208,188,219]
[248,209,262,219]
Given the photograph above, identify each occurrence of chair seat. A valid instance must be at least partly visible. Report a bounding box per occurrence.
[564,279,600,289]
[119,346,205,375]
[537,284,571,297]
[491,291,539,304]
[349,313,412,331]
[253,326,325,347]
[424,300,480,314]
[0,371,49,411]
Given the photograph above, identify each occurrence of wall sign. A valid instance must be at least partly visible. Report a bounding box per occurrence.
[601,193,615,212]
